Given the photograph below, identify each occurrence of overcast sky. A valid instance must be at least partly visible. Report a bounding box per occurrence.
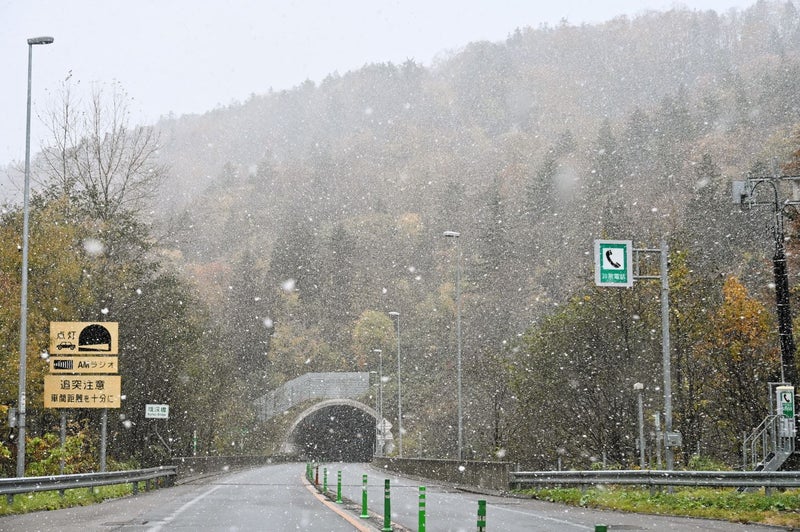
[1,0,757,168]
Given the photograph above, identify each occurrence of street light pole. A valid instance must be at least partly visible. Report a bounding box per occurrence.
[374,349,384,456]
[734,176,800,386]
[388,311,403,457]
[17,35,54,478]
[634,382,645,469]
[443,230,463,461]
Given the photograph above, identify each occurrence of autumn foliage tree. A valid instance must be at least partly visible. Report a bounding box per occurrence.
[691,276,779,464]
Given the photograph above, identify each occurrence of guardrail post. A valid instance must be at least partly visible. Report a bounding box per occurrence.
[382,478,392,532]
[132,481,138,495]
[477,499,486,531]
[360,474,369,519]
[315,465,319,486]
[336,470,342,503]
[419,486,426,532]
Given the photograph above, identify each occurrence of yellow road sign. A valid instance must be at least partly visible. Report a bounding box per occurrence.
[43,375,121,409]
[50,322,118,355]
[49,356,118,374]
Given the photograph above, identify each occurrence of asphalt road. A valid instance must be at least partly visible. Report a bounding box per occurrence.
[0,463,362,531]
[334,462,789,532]
[0,462,792,531]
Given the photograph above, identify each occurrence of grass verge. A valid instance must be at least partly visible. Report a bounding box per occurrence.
[0,483,138,516]
[519,486,800,527]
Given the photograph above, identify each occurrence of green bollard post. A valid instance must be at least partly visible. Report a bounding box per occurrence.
[336,470,343,503]
[595,526,608,532]
[418,486,426,532]
[477,499,486,531]
[323,467,328,492]
[382,478,392,532]
[360,474,370,519]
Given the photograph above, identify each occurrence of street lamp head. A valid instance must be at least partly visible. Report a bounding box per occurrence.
[373,349,382,353]
[388,311,400,317]
[27,36,54,45]
[443,231,461,238]
[633,382,644,391]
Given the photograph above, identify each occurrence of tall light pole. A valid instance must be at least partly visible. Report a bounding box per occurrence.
[443,230,463,461]
[633,382,645,469]
[374,349,384,456]
[734,176,799,386]
[388,311,403,457]
[369,370,378,455]
[17,35,54,478]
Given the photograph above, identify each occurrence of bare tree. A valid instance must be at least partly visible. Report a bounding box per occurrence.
[39,80,166,221]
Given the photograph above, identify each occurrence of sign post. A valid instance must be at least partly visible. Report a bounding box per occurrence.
[46,321,120,471]
[593,239,677,471]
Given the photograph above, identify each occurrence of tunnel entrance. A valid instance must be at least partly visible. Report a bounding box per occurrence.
[292,404,376,461]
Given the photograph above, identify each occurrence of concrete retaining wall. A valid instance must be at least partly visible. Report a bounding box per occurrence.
[372,457,513,492]
[171,455,278,478]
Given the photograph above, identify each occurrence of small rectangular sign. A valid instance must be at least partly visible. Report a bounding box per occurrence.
[49,356,118,374]
[43,375,121,409]
[594,240,633,288]
[50,322,118,355]
[145,404,169,419]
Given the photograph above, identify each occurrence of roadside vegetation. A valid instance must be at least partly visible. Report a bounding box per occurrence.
[0,423,144,516]
[520,486,800,528]
[0,484,137,516]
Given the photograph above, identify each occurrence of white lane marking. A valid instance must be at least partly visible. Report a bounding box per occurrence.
[146,484,223,532]
[491,504,594,530]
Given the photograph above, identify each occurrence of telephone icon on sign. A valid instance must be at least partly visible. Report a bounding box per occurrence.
[606,250,621,268]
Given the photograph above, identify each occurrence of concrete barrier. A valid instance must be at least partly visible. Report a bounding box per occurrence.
[171,455,283,478]
[372,457,513,492]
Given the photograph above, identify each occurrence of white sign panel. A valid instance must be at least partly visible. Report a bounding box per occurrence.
[145,404,169,419]
[594,240,633,288]
[777,386,796,438]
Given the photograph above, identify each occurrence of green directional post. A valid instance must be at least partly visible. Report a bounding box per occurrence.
[360,474,369,519]
[418,486,426,532]
[382,478,392,532]
[336,470,342,503]
[323,467,328,492]
[477,499,486,531]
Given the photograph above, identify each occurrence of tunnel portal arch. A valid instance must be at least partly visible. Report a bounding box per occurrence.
[281,399,393,461]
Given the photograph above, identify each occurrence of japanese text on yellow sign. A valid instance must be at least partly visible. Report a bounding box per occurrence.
[48,356,118,374]
[43,375,121,409]
[49,322,118,355]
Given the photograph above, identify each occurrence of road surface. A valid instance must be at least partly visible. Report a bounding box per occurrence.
[0,462,791,531]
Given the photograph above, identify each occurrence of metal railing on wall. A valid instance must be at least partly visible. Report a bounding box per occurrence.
[0,465,176,503]
[510,469,800,490]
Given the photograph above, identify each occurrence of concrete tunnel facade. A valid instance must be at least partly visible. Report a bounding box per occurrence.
[280,399,393,462]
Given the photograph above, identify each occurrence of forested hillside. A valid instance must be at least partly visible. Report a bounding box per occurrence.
[4,0,800,472]
[148,1,800,464]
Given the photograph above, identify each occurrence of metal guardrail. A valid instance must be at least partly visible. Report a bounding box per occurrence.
[510,469,800,489]
[0,465,177,500]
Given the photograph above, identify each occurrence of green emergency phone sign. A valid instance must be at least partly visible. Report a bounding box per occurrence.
[594,240,633,288]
